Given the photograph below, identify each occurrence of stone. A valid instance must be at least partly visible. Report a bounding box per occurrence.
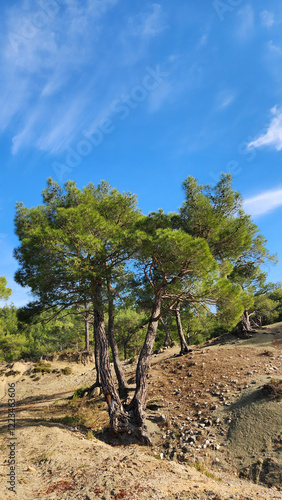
[91,387,101,397]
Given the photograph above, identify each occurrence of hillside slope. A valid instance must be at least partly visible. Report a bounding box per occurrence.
[0,324,281,499]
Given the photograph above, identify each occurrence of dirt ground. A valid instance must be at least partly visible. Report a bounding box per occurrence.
[0,323,281,499]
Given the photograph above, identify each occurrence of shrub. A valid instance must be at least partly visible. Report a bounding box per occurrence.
[61,366,72,375]
[33,361,52,373]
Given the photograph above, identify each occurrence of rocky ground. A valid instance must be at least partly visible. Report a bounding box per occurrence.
[0,323,281,499]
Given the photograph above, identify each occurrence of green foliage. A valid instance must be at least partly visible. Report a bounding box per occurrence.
[0,304,87,361]
[5,370,21,377]
[0,277,12,302]
[113,308,147,359]
[0,330,29,362]
[72,386,92,399]
[248,283,282,326]
[61,366,72,375]
[14,179,141,316]
[176,174,276,333]
[33,361,52,373]
[10,174,278,363]
[50,414,85,426]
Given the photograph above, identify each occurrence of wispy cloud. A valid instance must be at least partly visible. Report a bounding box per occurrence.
[267,40,282,56]
[0,0,118,153]
[216,90,236,110]
[244,187,282,217]
[0,1,171,157]
[128,4,166,38]
[260,10,275,28]
[236,5,255,41]
[248,106,282,151]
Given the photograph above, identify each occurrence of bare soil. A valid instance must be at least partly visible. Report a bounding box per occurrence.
[0,324,281,499]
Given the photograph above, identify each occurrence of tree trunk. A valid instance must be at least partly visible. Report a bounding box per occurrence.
[186,325,191,346]
[84,309,90,353]
[128,293,162,444]
[236,309,253,339]
[175,302,190,355]
[124,344,127,361]
[107,281,128,397]
[160,316,171,347]
[92,283,130,434]
[93,322,101,386]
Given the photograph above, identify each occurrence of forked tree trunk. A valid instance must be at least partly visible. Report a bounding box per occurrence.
[92,284,130,434]
[128,293,163,444]
[160,316,171,347]
[107,282,128,397]
[175,302,190,355]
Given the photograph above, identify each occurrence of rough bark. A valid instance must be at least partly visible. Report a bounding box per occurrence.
[92,283,131,434]
[84,309,90,353]
[236,309,254,339]
[160,316,171,347]
[93,322,101,386]
[175,302,190,355]
[128,292,162,444]
[107,281,128,397]
[186,326,191,346]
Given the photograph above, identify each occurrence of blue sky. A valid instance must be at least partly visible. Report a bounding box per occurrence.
[1,0,282,307]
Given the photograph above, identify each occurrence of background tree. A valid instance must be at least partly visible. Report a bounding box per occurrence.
[114,308,147,360]
[0,277,12,302]
[175,174,275,335]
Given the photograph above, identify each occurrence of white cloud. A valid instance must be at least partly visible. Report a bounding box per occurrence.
[216,90,236,110]
[0,1,170,156]
[197,33,208,48]
[260,10,275,28]
[244,188,282,217]
[129,4,166,38]
[236,5,255,41]
[248,106,282,151]
[0,0,118,153]
[267,40,282,56]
